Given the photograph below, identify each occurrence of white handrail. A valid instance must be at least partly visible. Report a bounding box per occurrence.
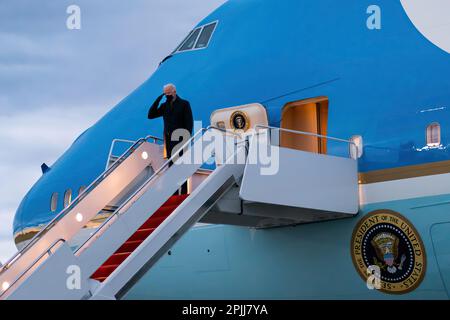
[255,125,359,159]
[105,137,163,170]
[74,126,241,254]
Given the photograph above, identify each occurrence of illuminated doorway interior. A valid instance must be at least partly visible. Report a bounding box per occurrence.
[280,97,329,154]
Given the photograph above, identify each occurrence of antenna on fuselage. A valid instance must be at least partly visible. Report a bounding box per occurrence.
[41,163,51,174]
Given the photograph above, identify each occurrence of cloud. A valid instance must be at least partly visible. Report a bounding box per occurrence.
[0,0,226,263]
[0,105,109,262]
[0,105,110,164]
[0,0,227,115]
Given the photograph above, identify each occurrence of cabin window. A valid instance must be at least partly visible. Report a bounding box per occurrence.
[63,189,72,208]
[195,22,217,49]
[426,122,441,147]
[178,28,202,51]
[78,186,86,196]
[50,193,58,212]
[350,135,364,159]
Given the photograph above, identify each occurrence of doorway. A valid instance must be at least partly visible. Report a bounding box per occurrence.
[280,97,329,154]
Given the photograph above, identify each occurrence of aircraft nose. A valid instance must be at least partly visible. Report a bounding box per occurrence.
[12,189,51,249]
[13,196,28,248]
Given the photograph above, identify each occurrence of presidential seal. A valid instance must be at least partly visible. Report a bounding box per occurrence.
[350,210,426,294]
[230,111,250,132]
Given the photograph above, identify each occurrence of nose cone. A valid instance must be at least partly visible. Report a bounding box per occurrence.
[12,196,25,245]
[13,181,51,248]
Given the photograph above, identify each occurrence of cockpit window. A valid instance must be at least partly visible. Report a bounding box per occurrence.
[195,22,217,49]
[179,28,201,52]
[174,21,218,54]
[172,30,194,54]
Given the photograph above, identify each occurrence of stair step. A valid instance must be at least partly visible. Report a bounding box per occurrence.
[163,194,189,206]
[96,264,120,271]
[117,240,143,253]
[140,215,168,229]
[92,276,107,282]
[103,252,132,266]
[91,264,120,279]
[151,204,178,219]
[128,228,156,242]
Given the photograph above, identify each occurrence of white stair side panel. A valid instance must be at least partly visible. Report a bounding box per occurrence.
[240,133,359,215]
[5,243,87,300]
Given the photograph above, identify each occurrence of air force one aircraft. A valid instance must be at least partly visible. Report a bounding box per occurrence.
[1,0,449,299]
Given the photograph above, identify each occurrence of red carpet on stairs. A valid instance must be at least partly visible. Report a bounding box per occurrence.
[91,194,189,282]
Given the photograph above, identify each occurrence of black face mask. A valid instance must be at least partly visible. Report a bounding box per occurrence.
[165,94,173,102]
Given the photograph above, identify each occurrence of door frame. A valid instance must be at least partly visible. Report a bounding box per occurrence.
[280,96,329,154]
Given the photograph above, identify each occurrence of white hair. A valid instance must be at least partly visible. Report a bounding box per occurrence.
[164,83,176,91]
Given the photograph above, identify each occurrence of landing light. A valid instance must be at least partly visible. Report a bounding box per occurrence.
[75,213,83,222]
[2,281,10,291]
[141,151,149,160]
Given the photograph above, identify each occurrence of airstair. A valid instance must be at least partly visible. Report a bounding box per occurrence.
[0,127,245,300]
[0,125,360,300]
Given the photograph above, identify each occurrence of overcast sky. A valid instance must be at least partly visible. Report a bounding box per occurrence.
[0,0,226,263]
